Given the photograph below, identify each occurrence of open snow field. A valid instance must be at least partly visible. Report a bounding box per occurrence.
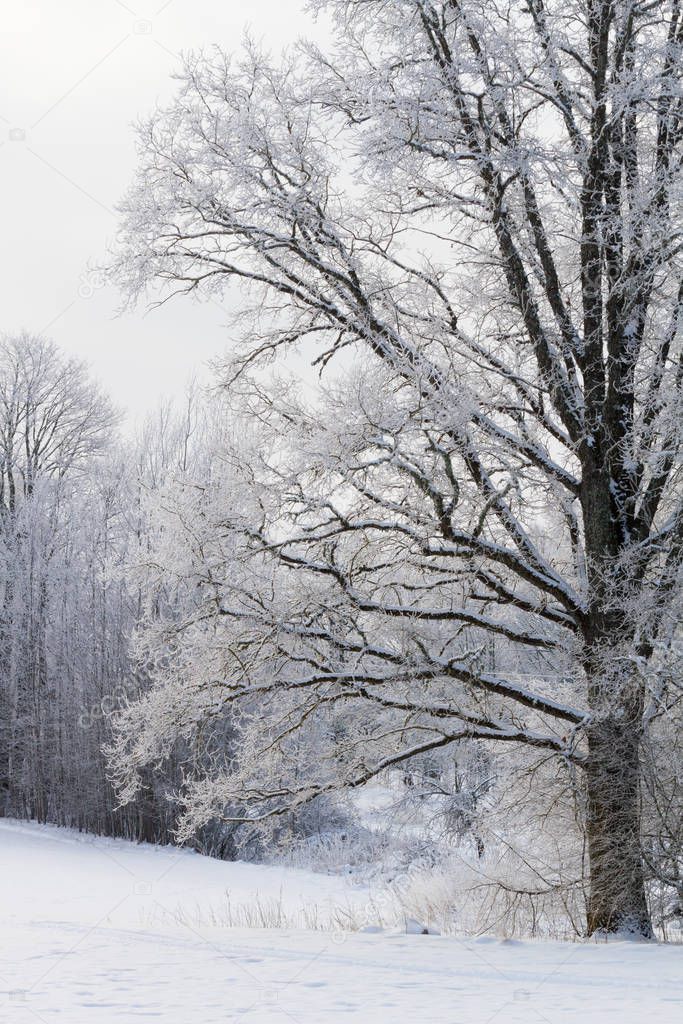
[1,820,681,1023]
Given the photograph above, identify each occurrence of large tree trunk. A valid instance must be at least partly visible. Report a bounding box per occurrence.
[580,426,653,937]
[584,710,652,937]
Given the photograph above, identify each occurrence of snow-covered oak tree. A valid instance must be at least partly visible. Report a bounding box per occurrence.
[112,0,683,937]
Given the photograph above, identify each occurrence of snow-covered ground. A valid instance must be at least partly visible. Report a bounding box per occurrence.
[1,820,681,1022]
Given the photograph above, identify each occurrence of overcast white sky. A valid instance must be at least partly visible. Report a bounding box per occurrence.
[1,1,321,425]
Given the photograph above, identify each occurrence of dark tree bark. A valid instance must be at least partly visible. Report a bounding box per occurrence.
[585,715,651,936]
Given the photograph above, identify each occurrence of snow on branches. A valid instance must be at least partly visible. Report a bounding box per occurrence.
[111,0,683,936]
